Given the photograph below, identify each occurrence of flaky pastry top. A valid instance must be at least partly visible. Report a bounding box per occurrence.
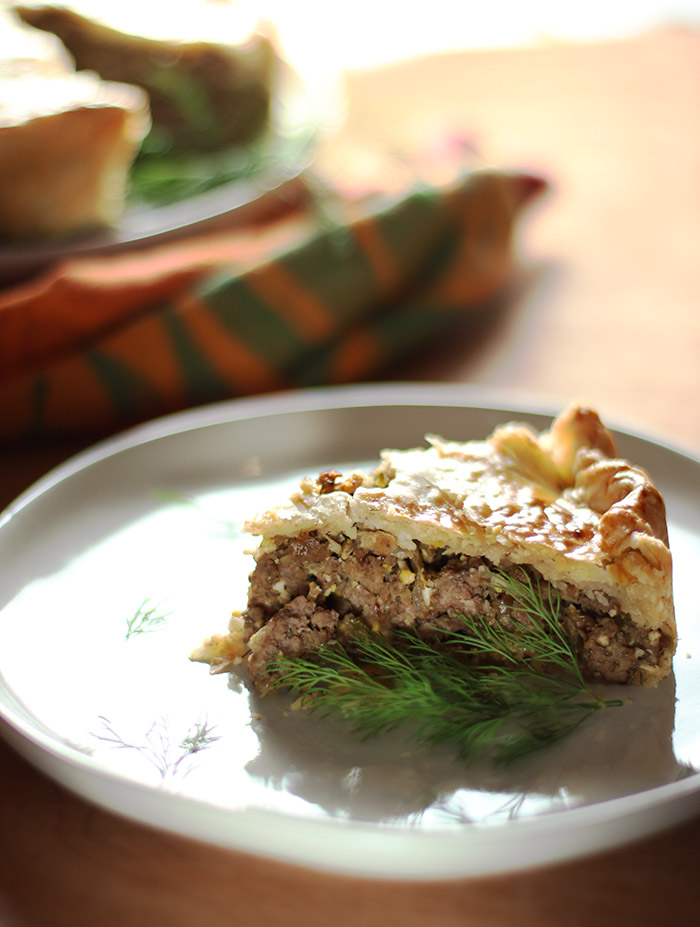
[245,405,675,643]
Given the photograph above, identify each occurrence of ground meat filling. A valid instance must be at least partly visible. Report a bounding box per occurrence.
[242,531,669,690]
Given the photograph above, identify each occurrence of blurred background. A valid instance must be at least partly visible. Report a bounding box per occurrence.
[264,0,700,67]
[7,0,700,65]
[2,0,700,448]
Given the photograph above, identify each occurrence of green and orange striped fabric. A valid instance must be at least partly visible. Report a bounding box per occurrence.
[0,169,545,443]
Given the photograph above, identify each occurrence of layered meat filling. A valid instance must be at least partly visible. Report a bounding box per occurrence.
[242,530,670,691]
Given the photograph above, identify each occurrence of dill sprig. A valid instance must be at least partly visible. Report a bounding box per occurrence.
[267,570,623,764]
[93,715,219,779]
[125,598,170,641]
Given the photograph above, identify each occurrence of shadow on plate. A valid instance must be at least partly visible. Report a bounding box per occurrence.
[240,670,692,827]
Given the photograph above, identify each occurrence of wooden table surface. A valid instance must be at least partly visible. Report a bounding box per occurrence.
[1,29,700,927]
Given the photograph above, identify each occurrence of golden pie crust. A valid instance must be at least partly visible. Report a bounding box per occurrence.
[0,72,150,239]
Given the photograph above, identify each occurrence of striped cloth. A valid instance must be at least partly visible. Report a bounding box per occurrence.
[0,169,545,443]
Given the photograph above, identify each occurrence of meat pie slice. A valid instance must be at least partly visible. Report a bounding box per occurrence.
[192,405,676,692]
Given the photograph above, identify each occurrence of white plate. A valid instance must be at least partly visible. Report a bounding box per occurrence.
[0,61,342,286]
[1,383,699,881]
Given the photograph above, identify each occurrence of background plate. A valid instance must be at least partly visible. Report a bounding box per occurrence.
[0,383,699,880]
[0,60,342,287]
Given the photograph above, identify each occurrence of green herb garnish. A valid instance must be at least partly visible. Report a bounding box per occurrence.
[125,598,170,641]
[128,142,259,205]
[267,570,623,764]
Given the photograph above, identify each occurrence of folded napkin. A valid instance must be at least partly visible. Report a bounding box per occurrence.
[0,168,545,444]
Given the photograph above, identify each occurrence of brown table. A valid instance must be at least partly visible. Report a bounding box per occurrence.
[1,29,699,926]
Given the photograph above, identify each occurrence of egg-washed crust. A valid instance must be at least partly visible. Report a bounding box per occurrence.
[0,71,150,239]
[192,405,676,689]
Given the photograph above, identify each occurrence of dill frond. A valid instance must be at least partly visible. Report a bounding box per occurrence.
[125,598,170,641]
[266,569,622,764]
